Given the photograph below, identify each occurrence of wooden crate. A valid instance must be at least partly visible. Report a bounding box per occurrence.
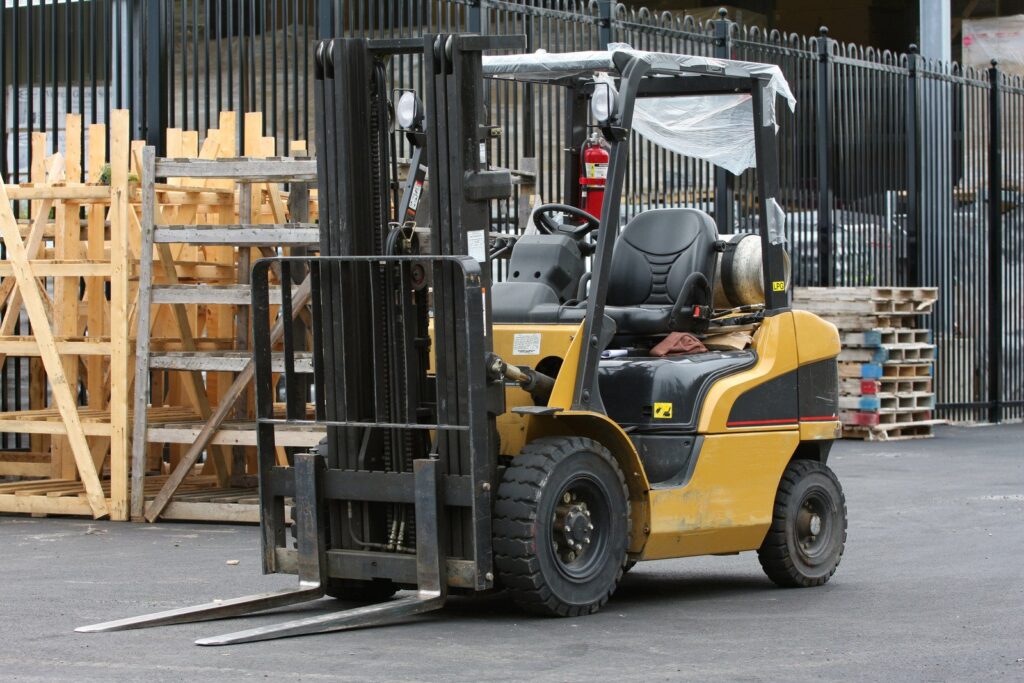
[0,110,318,522]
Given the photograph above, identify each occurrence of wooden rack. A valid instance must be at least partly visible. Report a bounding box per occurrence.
[132,128,323,522]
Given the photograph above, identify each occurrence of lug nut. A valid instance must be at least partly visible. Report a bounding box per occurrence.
[584,538,591,544]
[567,552,576,561]
[563,492,572,504]
[587,523,594,531]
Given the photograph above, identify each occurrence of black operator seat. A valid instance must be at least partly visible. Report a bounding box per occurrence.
[490,208,718,335]
[601,208,718,335]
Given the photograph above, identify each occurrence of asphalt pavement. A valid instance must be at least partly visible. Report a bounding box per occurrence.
[1,424,1022,681]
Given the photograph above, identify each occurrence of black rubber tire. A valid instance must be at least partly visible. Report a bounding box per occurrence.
[493,436,630,616]
[758,459,847,588]
[288,505,398,602]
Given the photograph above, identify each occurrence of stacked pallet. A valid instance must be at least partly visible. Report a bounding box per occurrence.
[794,287,943,441]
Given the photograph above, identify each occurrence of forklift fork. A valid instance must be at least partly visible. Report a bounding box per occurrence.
[76,454,447,645]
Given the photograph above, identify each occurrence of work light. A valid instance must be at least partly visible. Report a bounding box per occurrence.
[396,91,424,130]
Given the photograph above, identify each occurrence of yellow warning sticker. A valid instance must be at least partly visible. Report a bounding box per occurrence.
[653,402,673,419]
[772,280,786,292]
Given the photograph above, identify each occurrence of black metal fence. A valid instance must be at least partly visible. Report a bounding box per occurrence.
[1,0,1022,423]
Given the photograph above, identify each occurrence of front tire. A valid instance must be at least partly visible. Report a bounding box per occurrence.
[758,459,847,587]
[494,436,630,616]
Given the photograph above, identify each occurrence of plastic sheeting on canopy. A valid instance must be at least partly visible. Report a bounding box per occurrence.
[482,44,797,175]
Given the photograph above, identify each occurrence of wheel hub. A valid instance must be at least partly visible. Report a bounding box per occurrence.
[553,491,594,563]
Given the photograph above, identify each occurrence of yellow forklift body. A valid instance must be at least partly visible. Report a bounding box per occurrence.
[491,309,841,560]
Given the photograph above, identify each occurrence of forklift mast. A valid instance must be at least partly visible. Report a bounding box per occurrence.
[251,34,525,595]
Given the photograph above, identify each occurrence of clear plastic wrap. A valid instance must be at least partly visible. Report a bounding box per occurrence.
[482,44,797,174]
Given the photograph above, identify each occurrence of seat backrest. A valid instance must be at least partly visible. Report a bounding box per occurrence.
[607,208,718,307]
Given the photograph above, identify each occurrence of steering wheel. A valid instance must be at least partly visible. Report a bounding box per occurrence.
[532,203,601,240]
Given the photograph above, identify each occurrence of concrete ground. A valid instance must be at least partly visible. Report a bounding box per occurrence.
[1,424,1022,681]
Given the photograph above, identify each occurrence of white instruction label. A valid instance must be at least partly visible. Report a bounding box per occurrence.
[467,229,487,262]
[512,333,542,356]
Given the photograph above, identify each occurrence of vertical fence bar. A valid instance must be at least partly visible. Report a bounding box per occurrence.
[144,0,166,148]
[712,9,734,231]
[905,46,921,287]
[988,61,1003,423]
[815,27,834,287]
[597,0,612,50]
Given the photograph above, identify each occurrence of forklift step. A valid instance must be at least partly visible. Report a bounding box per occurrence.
[154,157,318,182]
[151,283,297,305]
[154,224,320,246]
[149,350,314,373]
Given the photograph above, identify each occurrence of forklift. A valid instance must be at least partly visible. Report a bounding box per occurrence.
[79,34,846,644]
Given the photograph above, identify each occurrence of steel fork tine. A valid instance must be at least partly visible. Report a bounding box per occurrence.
[75,586,325,633]
[195,592,444,646]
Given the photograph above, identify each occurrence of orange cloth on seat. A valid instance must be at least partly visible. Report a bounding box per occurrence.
[649,331,708,357]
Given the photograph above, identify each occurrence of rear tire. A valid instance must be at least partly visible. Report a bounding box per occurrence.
[493,436,630,616]
[758,459,847,587]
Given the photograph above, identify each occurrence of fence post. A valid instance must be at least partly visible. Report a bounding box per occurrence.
[904,45,921,287]
[597,0,613,50]
[988,60,1004,423]
[713,9,734,232]
[143,0,166,150]
[816,27,834,286]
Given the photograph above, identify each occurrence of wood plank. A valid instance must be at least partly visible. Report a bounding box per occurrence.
[153,224,319,245]
[150,283,291,305]
[153,157,317,181]
[0,337,112,355]
[0,493,94,515]
[86,123,109,422]
[159,500,260,523]
[148,350,314,373]
[108,109,131,521]
[4,185,112,200]
[146,423,325,447]
[0,261,114,276]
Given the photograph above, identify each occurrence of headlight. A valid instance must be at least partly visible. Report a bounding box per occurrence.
[590,82,618,124]
[396,91,423,130]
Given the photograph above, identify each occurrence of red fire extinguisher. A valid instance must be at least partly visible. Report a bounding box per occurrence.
[579,132,610,217]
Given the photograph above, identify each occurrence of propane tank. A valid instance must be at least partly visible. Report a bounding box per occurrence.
[714,233,792,309]
[579,132,610,217]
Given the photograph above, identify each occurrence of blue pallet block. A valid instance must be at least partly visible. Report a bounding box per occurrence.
[860,363,884,379]
[858,395,881,410]
[862,330,883,347]
[871,347,890,363]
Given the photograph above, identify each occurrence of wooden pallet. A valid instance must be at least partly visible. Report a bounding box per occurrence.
[838,343,935,364]
[842,328,933,347]
[841,376,934,396]
[839,361,934,380]
[843,419,944,441]
[840,408,934,427]
[839,391,936,412]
